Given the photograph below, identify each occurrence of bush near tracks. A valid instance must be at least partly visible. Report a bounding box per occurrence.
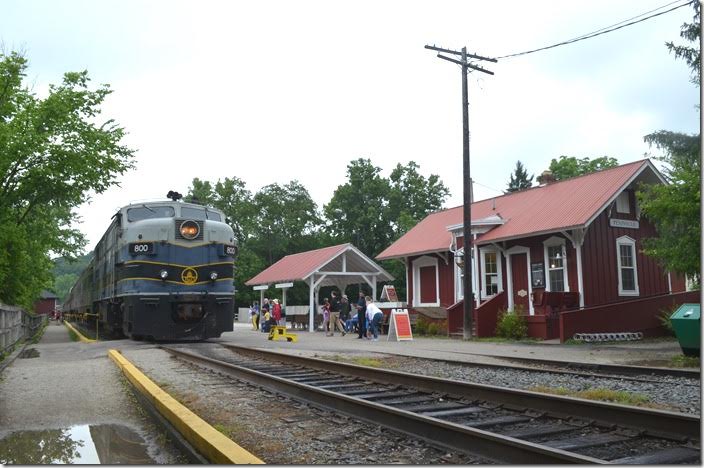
[495,306,528,340]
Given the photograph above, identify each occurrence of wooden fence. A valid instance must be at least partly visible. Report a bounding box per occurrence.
[0,303,47,355]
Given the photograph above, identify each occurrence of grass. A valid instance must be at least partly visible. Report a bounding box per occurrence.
[470,336,543,344]
[326,354,385,367]
[669,354,700,368]
[529,385,654,407]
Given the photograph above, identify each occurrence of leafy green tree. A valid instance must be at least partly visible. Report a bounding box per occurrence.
[666,1,700,86]
[187,176,255,245]
[187,177,321,307]
[540,156,618,182]
[250,180,322,264]
[506,160,534,192]
[325,159,449,299]
[638,3,700,282]
[323,158,392,258]
[0,52,134,309]
[388,161,450,235]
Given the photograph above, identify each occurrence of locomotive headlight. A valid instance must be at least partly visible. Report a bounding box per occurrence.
[159,269,169,280]
[210,271,218,281]
[179,220,200,239]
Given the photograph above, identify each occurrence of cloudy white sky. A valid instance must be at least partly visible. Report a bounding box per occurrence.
[2,0,700,250]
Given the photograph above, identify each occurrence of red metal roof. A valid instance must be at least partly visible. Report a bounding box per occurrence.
[377,160,653,260]
[245,243,349,286]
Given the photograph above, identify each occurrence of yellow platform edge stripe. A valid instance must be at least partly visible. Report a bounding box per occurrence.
[108,349,264,464]
[63,321,96,343]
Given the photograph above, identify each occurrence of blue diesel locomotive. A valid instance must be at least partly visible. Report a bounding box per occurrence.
[64,197,237,340]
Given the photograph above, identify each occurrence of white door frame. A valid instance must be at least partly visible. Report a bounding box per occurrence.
[412,255,440,307]
[505,245,534,315]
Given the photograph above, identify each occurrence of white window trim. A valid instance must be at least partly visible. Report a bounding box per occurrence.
[543,236,569,292]
[479,247,503,300]
[616,235,640,296]
[412,255,440,307]
[454,247,479,303]
[615,191,631,214]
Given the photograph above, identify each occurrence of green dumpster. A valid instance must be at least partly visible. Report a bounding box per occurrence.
[670,303,700,357]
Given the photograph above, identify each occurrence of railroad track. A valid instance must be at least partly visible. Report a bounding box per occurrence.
[446,351,700,381]
[348,351,701,388]
[161,344,700,464]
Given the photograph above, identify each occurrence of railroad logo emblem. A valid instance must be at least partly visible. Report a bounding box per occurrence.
[181,267,198,284]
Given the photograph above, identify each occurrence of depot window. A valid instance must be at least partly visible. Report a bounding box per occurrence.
[617,236,639,296]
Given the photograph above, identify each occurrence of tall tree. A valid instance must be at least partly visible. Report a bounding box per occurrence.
[540,156,618,182]
[638,2,700,283]
[323,158,392,258]
[506,160,534,192]
[0,52,134,308]
[388,161,450,236]
[188,177,322,307]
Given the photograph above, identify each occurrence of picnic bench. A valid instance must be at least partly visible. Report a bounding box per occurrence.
[288,313,323,330]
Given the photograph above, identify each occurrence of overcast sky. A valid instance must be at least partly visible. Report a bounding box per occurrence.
[2,0,700,251]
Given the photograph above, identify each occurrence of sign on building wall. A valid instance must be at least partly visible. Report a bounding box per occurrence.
[609,218,639,229]
[531,262,545,289]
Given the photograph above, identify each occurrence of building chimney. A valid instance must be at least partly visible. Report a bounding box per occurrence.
[537,170,556,185]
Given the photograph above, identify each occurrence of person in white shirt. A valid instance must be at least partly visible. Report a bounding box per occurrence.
[365,296,384,341]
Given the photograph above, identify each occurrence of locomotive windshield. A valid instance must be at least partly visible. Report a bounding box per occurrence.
[181,206,222,222]
[127,205,175,222]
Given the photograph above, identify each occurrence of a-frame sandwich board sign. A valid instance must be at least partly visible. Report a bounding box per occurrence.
[387,309,413,341]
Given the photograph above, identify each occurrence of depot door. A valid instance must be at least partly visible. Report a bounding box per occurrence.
[510,253,530,313]
[419,266,438,304]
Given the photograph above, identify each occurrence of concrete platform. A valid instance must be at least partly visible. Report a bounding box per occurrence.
[218,322,687,368]
[0,321,182,463]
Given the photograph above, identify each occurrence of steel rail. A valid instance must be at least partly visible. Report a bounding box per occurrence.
[221,344,700,440]
[452,351,700,379]
[161,345,605,464]
[353,349,700,386]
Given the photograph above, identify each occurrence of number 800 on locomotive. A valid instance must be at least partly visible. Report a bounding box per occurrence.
[63,198,237,341]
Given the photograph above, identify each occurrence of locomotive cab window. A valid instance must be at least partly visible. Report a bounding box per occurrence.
[127,205,175,222]
[181,207,206,220]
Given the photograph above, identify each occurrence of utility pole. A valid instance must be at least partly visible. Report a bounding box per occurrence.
[425,44,495,339]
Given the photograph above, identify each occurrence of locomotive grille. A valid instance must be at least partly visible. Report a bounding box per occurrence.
[175,219,204,240]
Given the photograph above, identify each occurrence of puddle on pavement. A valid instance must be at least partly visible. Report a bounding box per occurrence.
[0,423,154,464]
[18,348,40,358]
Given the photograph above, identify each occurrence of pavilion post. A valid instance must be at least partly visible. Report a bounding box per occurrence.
[308,276,315,332]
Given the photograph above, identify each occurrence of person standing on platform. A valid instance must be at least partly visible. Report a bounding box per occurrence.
[272,299,283,326]
[320,298,331,334]
[261,298,270,332]
[340,295,352,332]
[328,291,346,336]
[355,291,367,339]
[365,296,383,341]
[249,301,260,330]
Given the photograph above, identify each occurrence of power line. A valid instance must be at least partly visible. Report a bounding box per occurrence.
[496,0,694,60]
[472,180,505,195]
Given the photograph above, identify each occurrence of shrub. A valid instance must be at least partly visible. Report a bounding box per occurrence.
[427,323,439,335]
[658,304,679,336]
[414,316,429,335]
[495,307,528,340]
